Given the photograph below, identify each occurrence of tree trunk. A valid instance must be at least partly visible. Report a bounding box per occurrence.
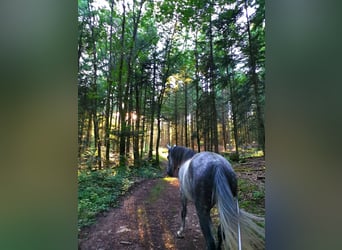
[85,112,92,149]
[244,0,265,155]
[148,52,157,159]
[118,1,127,165]
[222,109,227,151]
[194,33,201,152]
[140,72,148,158]
[78,110,86,157]
[174,89,178,145]
[229,72,239,159]
[87,0,101,169]
[208,10,219,153]
[184,81,188,147]
[104,0,115,167]
[133,74,141,166]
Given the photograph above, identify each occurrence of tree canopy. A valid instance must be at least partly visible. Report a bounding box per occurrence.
[78,0,265,168]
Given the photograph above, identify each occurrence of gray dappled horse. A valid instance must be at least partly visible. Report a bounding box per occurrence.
[166,145,264,250]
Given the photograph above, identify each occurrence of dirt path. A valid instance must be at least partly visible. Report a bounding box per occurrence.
[79,177,206,250]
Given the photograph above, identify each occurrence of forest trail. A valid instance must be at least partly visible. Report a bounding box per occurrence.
[78,177,206,249]
[78,157,265,250]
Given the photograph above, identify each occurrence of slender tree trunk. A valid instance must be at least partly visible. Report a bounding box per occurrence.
[148,52,157,159]
[92,111,101,169]
[228,71,239,159]
[180,117,184,146]
[184,81,188,147]
[194,31,201,152]
[155,79,167,164]
[222,109,227,151]
[148,115,154,159]
[227,109,231,149]
[77,22,85,159]
[244,0,265,155]
[78,111,86,157]
[140,73,148,158]
[167,120,171,145]
[133,74,141,165]
[174,90,178,145]
[208,10,219,153]
[190,111,195,150]
[104,0,115,167]
[87,0,101,169]
[125,84,133,157]
[114,107,120,153]
[155,73,168,164]
[118,1,127,165]
[85,112,92,149]
[155,105,162,164]
[77,13,86,159]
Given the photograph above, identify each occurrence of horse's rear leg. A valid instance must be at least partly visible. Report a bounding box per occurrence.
[177,194,187,238]
[217,224,224,250]
[197,208,216,250]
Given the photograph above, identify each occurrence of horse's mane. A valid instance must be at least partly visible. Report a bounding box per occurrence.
[171,146,196,169]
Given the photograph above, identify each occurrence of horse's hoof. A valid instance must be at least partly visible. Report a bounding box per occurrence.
[176,231,184,238]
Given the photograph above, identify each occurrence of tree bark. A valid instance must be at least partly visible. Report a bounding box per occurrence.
[208,9,219,153]
[148,52,157,159]
[87,0,101,169]
[104,0,115,167]
[184,80,188,147]
[194,30,201,152]
[228,68,239,159]
[118,1,127,165]
[244,0,265,155]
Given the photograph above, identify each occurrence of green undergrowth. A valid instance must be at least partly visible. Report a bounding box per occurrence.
[222,148,264,163]
[78,163,164,231]
[238,178,265,216]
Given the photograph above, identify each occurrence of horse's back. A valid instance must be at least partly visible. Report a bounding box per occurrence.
[191,151,234,175]
[190,152,237,200]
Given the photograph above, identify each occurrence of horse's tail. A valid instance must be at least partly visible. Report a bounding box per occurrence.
[215,166,265,250]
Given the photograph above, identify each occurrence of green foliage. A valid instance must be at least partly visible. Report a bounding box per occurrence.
[240,149,264,158]
[222,147,264,163]
[238,178,265,216]
[226,152,240,162]
[78,163,164,230]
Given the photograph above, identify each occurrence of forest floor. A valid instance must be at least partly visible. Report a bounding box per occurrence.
[78,157,265,250]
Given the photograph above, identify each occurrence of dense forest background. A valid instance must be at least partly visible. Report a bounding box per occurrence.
[78,0,265,169]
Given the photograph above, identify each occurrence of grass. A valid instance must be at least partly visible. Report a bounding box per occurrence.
[78,162,164,231]
[147,179,166,203]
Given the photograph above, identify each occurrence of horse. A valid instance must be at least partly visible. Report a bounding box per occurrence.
[166,145,265,250]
